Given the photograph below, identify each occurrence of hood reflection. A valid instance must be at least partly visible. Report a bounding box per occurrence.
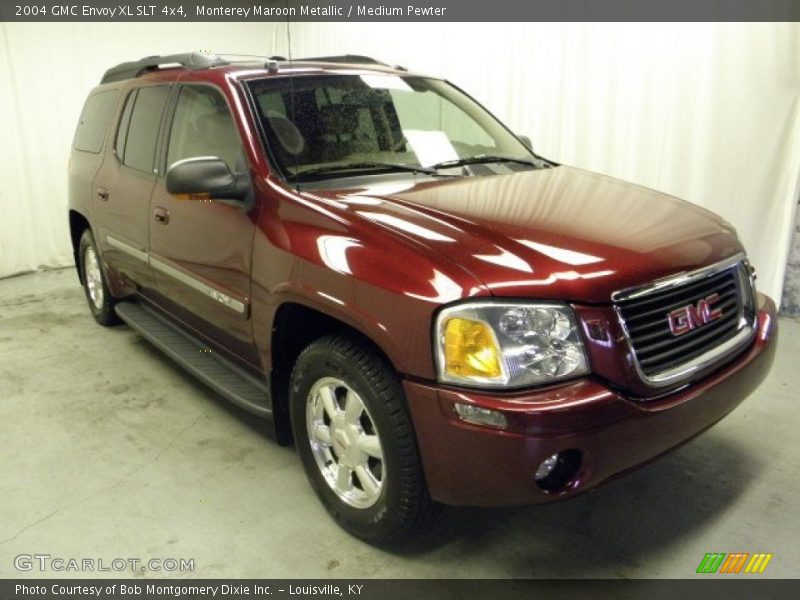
[474,246,533,273]
[405,269,463,303]
[306,164,738,302]
[396,166,723,255]
[487,269,616,292]
[357,211,456,242]
[515,240,603,266]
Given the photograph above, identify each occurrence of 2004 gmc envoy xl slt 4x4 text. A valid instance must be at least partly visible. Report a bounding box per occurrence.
[68,52,777,542]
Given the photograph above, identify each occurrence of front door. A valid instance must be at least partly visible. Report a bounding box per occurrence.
[147,83,259,366]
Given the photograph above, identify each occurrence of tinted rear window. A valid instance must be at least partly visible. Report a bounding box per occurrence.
[121,86,170,173]
[73,90,119,153]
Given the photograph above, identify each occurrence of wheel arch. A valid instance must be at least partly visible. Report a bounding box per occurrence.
[68,209,91,284]
[269,301,400,446]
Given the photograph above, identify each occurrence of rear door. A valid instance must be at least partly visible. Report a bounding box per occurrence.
[147,83,259,365]
[92,84,171,293]
[69,88,119,221]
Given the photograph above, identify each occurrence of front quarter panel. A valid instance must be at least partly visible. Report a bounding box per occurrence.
[250,177,489,379]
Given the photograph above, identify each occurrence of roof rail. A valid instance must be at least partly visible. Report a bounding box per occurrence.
[100,52,229,84]
[295,54,389,67]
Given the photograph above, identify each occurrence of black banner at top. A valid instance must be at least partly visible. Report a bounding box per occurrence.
[1,0,799,22]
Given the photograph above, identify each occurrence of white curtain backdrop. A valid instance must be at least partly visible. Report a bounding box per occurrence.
[0,22,284,279]
[282,22,800,304]
[2,22,799,304]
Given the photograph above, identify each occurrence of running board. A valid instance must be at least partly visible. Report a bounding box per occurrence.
[115,301,272,418]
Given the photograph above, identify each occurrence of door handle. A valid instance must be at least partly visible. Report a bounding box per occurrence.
[153,206,169,224]
[96,187,109,202]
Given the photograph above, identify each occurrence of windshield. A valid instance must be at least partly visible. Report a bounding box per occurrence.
[246,73,537,181]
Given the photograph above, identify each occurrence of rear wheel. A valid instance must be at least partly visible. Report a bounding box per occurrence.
[79,229,119,326]
[289,335,436,542]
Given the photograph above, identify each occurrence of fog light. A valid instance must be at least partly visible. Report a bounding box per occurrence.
[534,449,583,491]
[454,403,507,428]
[535,453,560,481]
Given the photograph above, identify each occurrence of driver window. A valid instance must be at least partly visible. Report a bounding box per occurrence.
[167,86,243,172]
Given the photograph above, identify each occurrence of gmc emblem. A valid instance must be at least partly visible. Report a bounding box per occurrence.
[668,293,723,336]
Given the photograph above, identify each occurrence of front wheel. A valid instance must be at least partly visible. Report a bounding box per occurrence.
[79,229,119,326]
[289,335,437,542]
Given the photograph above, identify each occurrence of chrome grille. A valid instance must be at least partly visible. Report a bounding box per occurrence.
[614,256,756,388]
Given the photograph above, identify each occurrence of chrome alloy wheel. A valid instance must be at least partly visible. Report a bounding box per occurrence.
[306,376,385,509]
[83,245,104,310]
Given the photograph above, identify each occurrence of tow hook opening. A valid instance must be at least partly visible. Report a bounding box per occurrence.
[534,449,583,492]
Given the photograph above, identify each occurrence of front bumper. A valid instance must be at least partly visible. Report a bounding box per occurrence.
[404,293,777,507]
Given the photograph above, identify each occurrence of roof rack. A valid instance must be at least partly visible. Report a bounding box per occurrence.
[100,52,229,84]
[295,55,389,67]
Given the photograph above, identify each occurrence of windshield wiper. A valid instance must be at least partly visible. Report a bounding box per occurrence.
[430,155,539,170]
[296,161,455,179]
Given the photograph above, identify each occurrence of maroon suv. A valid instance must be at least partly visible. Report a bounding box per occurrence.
[68,53,777,541]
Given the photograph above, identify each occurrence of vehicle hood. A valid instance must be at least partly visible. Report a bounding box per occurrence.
[308,166,743,304]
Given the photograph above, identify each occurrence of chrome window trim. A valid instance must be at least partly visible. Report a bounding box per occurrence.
[612,254,756,390]
[104,234,247,314]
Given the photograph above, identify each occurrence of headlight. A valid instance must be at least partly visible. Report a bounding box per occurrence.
[434,302,590,388]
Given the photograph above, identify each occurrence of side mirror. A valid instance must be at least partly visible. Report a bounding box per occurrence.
[166,157,247,200]
[518,135,533,151]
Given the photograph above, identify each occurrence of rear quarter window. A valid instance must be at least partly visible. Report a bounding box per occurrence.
[73,90,120,153]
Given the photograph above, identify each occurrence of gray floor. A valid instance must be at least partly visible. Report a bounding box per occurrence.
[1,268,798,579]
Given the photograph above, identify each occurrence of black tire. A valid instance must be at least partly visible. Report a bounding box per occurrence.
[289,335,437,543]
[78,229,120,326]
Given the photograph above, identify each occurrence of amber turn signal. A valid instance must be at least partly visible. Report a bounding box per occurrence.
[443,317,503,379]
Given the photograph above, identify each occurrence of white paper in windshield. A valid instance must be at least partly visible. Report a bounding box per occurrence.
[404,130,459,167]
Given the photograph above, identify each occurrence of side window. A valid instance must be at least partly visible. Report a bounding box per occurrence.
[121,86,170,173]
[73,90,119,153]
[167,86,242,171]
